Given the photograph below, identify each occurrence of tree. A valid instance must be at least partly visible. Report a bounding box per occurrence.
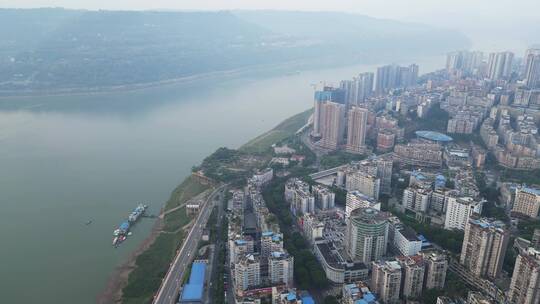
[324,295,339,304]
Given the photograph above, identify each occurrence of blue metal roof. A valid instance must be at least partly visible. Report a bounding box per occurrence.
[363,292,376,301]
[287,291,297,301]
[189,262,206,284]
[302,296,315,304]
[262,231,273,237]
[181,284,203,301]
[415,130,453,142]
[181,262,206,301]
[523,186,540,196]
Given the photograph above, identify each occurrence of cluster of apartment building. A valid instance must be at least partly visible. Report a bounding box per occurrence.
[284,178,335,216]
[227,170,303,303]
[393,141,443,167]
[443,49,540,170]
[311,62,421,152]
[480,111,540,169]
[336,156,393,196]
[399,169,485,231]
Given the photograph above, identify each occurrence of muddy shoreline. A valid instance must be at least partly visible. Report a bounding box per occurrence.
[98,217,164,304]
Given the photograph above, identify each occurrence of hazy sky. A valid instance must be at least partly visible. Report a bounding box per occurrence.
[2,0,539,51]
[2,0,538,20]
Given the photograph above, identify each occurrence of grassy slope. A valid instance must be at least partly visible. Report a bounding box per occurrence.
[240,108,312,154]
[122,176,211,304]
[164,176,210,211]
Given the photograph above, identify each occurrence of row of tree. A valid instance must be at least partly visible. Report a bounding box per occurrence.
[262,178,329,290]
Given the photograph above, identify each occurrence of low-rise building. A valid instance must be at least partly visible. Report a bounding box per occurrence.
[314,242,369,284]
[393,225,422,256]
[342,281,380,304]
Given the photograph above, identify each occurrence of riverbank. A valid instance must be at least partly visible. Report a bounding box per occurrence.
[99,176,212,304]
[0,56,350,99]
[100,108,311,304]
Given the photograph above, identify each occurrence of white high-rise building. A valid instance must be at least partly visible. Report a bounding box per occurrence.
[460,216,509,279]
[285,178,315,216]
[397,255,425,299]
[316,101,346,150]
[508,247,540,304]
[346,106,369,154]
[268,251,294,287]
[487,51,514,80]
[234,254,261,292]
[422,251,448,290]
[402,187,432,213]
[342,72,374,105]
[312,184,336,210]
[512,186,540,218]
[446,50,483,75]
[371,260,402,303]
[345,171,380,200]
[261,231,283,258]
[302,214,324,244]
[346,208,389,263]
[346,190,380,218]
[444,196,483,230]
[523,48,540,88]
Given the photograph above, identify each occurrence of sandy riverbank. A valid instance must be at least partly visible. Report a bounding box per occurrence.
[98,217,164,304]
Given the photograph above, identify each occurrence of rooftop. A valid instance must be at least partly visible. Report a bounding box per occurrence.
[181,262,206,301]
[398,226,420,242]
[415,130,453,142]
[350,208,389,224]
[316,242,341,269]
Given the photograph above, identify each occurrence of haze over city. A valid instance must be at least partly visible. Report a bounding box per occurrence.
[4,0,539,52]
[1,1,540,304]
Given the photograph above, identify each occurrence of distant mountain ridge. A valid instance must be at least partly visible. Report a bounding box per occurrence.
[0,8,469,94]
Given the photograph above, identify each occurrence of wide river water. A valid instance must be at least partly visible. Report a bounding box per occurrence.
[0,56,443,303]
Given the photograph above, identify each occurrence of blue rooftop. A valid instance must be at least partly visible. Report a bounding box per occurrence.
[302,296,315,304]
[415,130,453,142]
[411,171,426,180]
[181,262,206,301]
[418,234,432,247]
[363,292,376,302]
[262,231,273,237]
[272,235,282,242]
[287,291,297,301]
[235,240,247,245]
[181,284,203,301]
[522,186,540,196]
[189,262,206,284]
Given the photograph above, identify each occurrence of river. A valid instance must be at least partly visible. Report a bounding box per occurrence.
[0,55,444,303]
